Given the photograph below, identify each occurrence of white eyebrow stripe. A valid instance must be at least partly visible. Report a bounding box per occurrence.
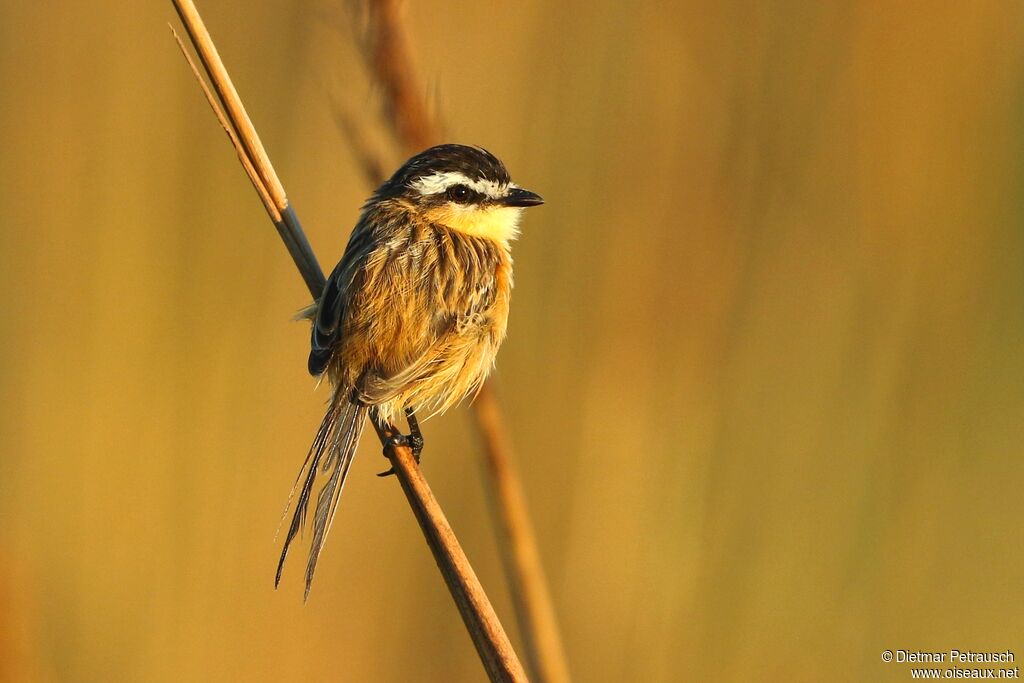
[409,171,511,199]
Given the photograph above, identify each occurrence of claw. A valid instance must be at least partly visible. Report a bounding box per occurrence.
[376,433,409,476]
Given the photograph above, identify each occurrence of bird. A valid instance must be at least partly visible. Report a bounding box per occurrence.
[275,144,543,598]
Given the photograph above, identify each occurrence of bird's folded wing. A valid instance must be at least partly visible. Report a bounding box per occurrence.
[308,223,375,376]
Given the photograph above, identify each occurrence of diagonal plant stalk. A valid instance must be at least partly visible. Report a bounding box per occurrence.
[169,1,528,680]
[353,2,572,681]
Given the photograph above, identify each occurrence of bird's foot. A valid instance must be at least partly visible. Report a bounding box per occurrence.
[376,433,425,477]
[376,409,425,477]
[376,436,423,479]
[405,407,424,464]
[408,433,424,464]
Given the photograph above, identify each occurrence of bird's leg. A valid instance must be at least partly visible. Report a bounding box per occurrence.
[371,407,409,478]
[405,407,424,464]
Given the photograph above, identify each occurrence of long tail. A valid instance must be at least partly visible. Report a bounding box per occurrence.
[276,390,367,599]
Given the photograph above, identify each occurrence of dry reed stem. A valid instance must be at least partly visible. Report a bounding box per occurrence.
[173,0,325,297]
[371,422,529,683]
[170,2,527,681]
[358,2,572,681]
[170,29,280,222]
[172,0,285,207]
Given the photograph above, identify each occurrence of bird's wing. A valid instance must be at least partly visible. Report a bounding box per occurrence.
[307,221,376,376]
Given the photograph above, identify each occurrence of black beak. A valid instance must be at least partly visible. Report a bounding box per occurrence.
[501,187,544,207]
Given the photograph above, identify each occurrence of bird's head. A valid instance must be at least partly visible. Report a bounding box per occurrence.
[376,144,543,247]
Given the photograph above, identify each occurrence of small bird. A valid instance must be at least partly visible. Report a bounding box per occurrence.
[276,144,543,597]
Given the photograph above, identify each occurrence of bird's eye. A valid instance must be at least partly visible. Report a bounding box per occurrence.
[446,184,471,203]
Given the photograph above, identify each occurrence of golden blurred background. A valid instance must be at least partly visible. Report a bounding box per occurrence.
[2,1,1023,681]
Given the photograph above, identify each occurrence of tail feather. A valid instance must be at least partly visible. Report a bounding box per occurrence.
[304,402,364,598]
[275,391,367,598]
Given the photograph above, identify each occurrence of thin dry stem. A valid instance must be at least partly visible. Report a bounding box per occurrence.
[173,0,325,298]
[357,3,573,682]
[170,27,280,222]
[173,0,286,209]
[372,421,529,683]
[170,2,526,681]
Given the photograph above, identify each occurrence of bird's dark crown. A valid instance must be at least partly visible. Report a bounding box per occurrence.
[378,144,510,197]
[368,144,543,212]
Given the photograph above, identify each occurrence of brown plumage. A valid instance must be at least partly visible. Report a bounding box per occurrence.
[276,144,543,597]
